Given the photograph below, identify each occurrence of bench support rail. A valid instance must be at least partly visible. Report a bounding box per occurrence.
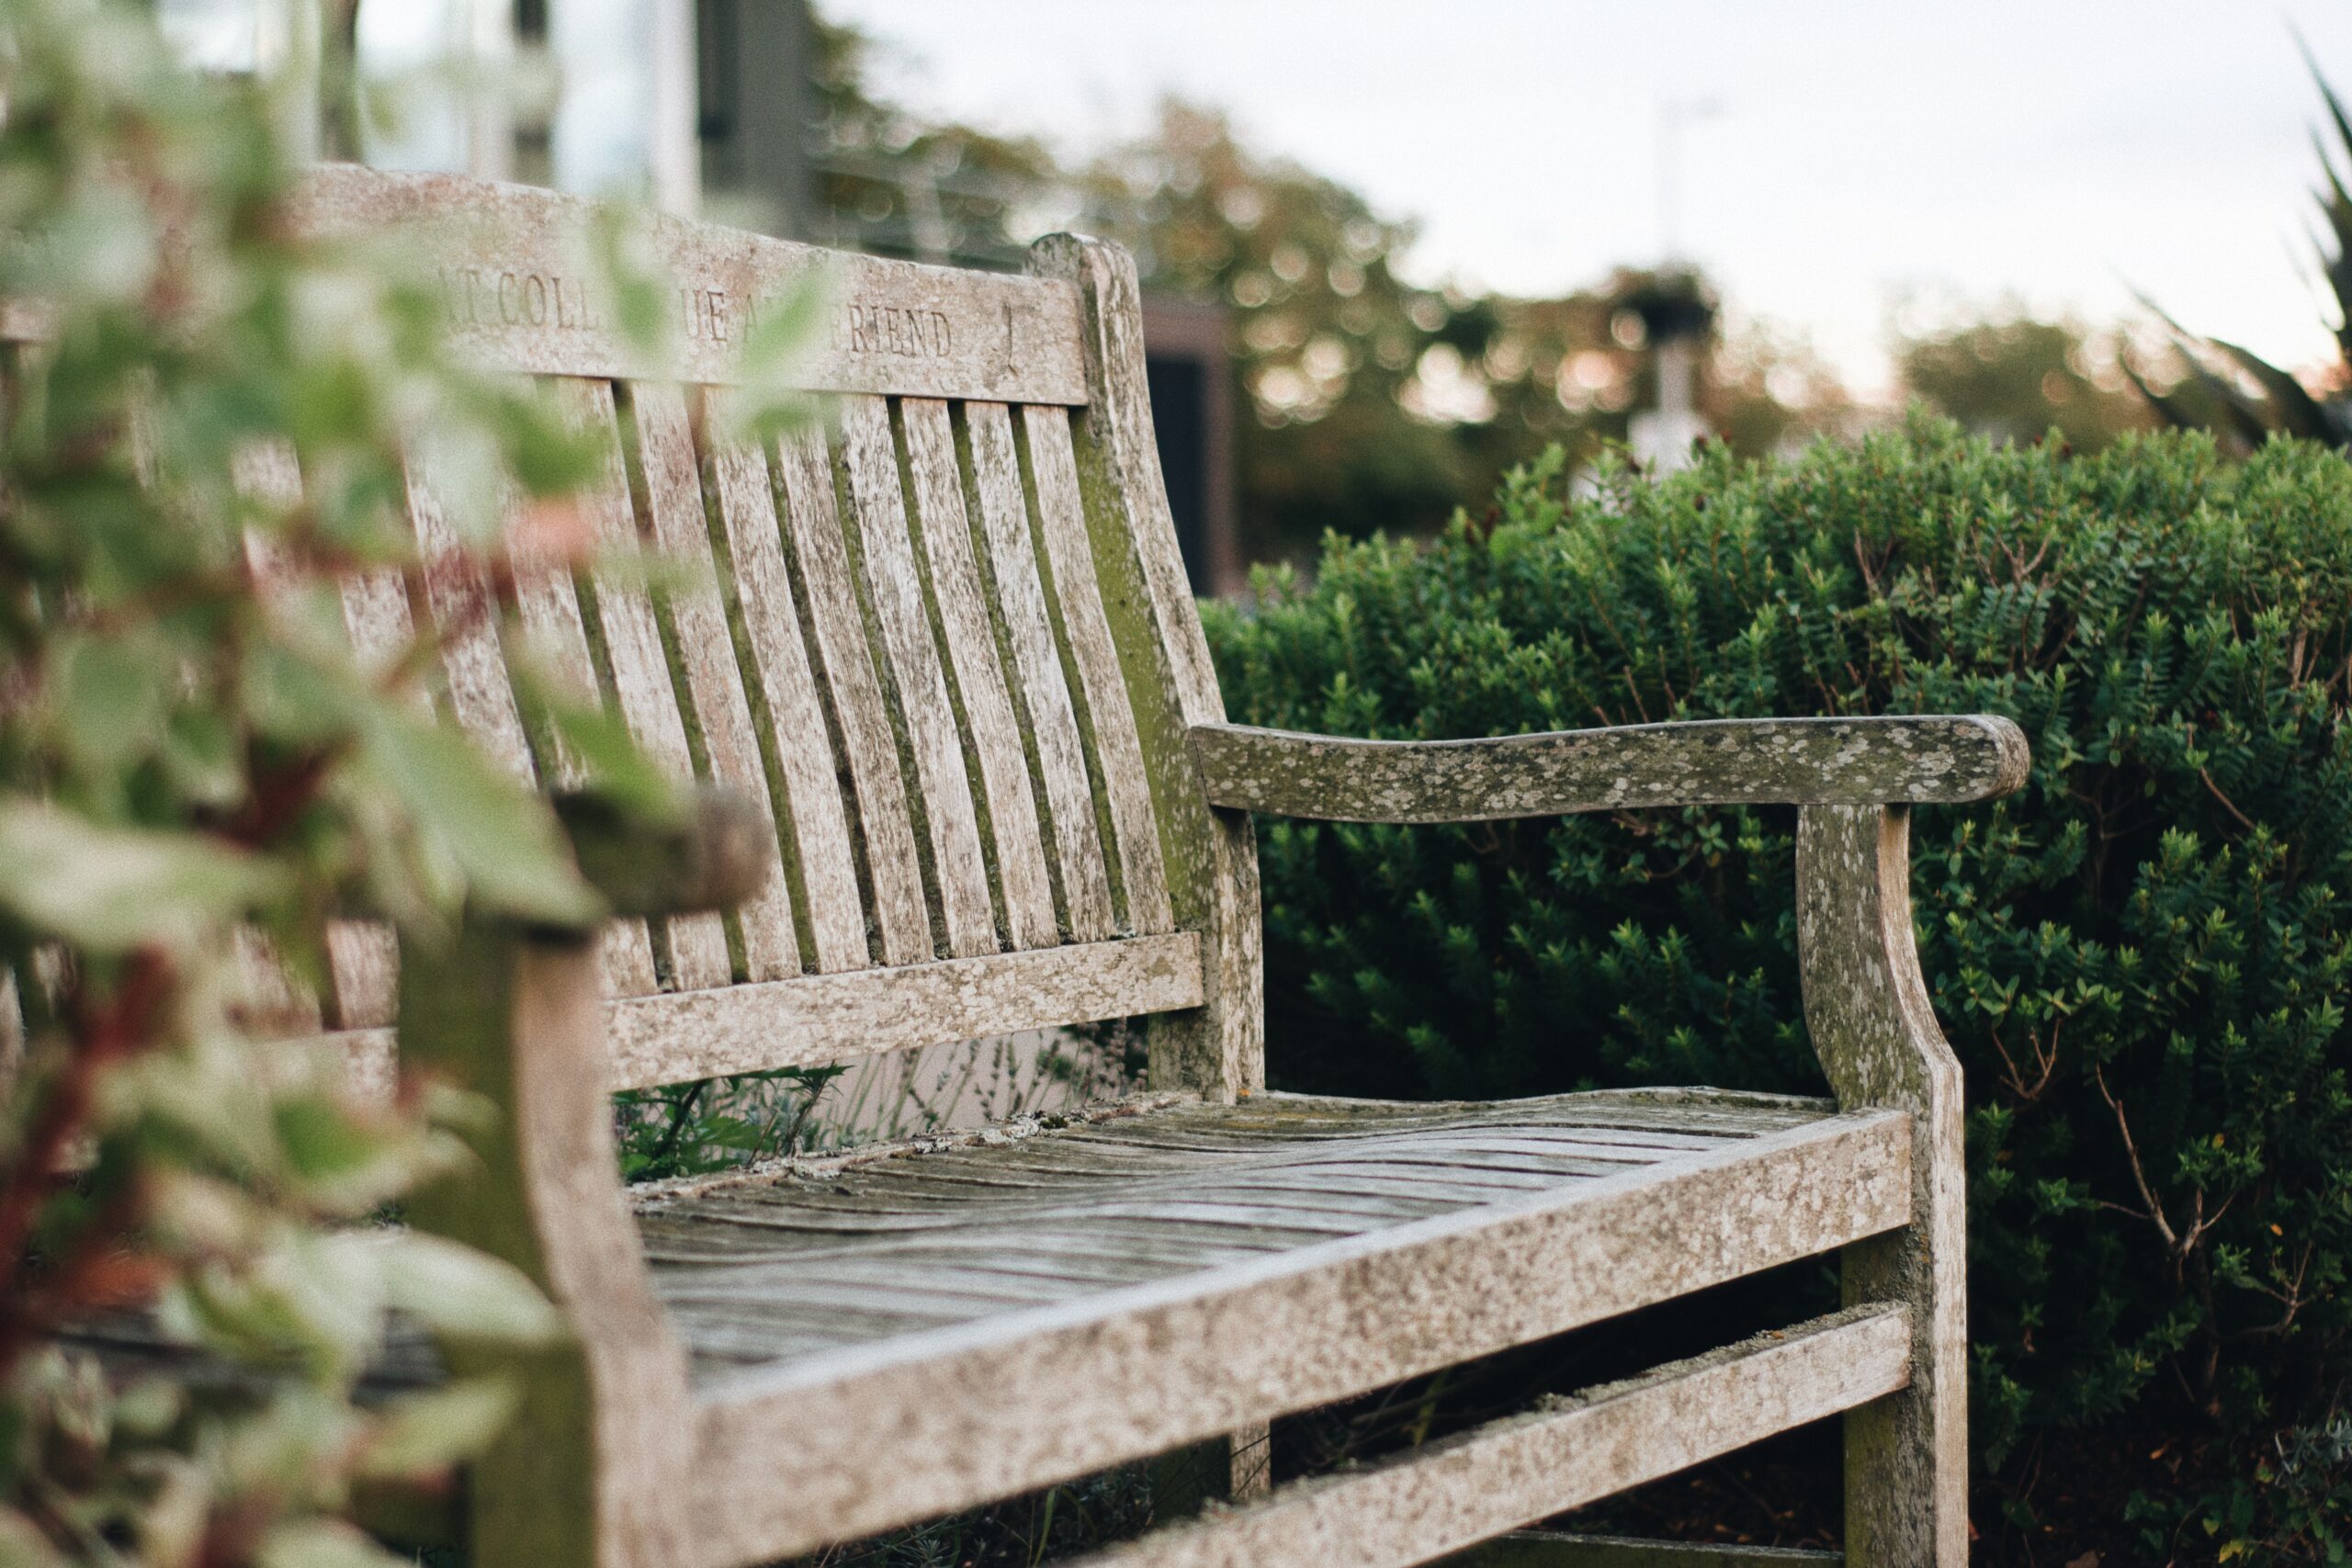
[1062,1307,1907,1568]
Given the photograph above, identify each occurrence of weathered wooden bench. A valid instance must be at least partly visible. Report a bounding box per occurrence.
[134,167,2029,1566]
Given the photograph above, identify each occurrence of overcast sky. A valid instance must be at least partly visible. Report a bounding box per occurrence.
[827,1,2352,396]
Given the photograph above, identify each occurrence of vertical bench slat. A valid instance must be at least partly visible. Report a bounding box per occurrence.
[557,377,731,991]
[327,503,417,1030]
[498,454,665,998]
[403,453,539,784]
[228,440,328,1036]
[899,398,1058,951]
[688,395,867,975]
[963,402,1118,942]
[628,384,806,981]
[773,425,934,965]
[1020,403,1174,935]
[837,396,999,959]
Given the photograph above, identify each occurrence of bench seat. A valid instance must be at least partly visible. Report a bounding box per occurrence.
[639,1089,1895,1387]
[633,1089,1911,1561]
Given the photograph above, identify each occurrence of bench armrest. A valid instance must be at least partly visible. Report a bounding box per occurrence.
[551,786,774,920]
[1189,716,2029,822]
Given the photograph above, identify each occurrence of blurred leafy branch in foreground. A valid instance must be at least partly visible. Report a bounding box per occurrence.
[0,0,809,1559]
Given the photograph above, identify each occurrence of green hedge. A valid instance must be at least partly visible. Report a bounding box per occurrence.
[1204,418,2352,1560]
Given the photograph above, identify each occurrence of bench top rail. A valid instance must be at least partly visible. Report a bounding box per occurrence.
[291,165,1091,402]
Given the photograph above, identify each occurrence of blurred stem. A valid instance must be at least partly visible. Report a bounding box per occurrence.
[650,1080,707,1168]
[0,945,175,1379]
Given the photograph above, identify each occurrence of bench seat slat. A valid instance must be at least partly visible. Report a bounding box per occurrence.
[625,383,804,979]
[668,1093,1909,1565]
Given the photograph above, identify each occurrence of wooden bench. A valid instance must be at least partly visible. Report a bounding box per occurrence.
[129,166,2029,1566]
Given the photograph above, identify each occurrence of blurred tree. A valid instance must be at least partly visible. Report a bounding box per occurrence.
[1894,305,2154,452]
[794,25,1873,561]
[1076,104,1474,560]
[1709,319,1869,456]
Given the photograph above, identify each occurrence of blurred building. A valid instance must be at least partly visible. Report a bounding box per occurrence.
[156,0,1238,593]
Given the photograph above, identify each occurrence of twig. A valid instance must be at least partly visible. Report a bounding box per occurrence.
[2199,768,2258,833]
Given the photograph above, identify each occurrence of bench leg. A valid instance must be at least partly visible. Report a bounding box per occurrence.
[1795,807,1969,1566]
[1840,1192,1965,1565]
[1147,1421,1271,1519]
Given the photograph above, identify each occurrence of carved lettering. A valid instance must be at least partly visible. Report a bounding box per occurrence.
[439,265,605,335]
[831,301,953,360]
[435,266,961,367]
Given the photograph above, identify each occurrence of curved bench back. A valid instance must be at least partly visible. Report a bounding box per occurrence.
[78,165,1262,1101]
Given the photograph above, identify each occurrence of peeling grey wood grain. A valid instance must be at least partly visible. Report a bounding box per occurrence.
[838,395,998,957]
[631,1091,1828,1382]
[405,434,661,997]
[496,438,665,998]
[1193,716,2032,822]
[775,425,935,965]
[602,931,1202,1090]
[290,166,1089,402]
[626,382,803,980]
[402,445,537,784]
[963,400,1118,942]
[685,1109,1909,1564]
[1070,1307,1907,1568]
[899,397,1059,950]
[324,557,412,1026]
[689,393,870,974]
[1796,806,1970,1568]
[559,377,732,989]
[1018,402,1173,936]
[1031,236,1262,1102]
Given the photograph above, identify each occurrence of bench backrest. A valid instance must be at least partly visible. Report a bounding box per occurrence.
[240,167,1262,1101]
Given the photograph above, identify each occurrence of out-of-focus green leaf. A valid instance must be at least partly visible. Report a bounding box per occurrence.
[0,802,281,951]
[166,1231,388,1381]
[353,1379,518,1480]
[355,705,601,926]
[544,700,675,818]
[0,1506,66,1568]
[373,1233,559,1347]
[54,632,169,771]
[254,1517,407,1568]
